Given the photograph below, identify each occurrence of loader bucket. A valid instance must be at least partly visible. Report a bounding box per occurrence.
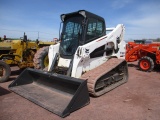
[9,68,90,117]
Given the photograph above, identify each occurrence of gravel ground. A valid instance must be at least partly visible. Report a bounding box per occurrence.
[0,63,160,120]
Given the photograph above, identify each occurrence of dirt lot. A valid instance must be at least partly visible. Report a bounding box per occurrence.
[0,62,160,120]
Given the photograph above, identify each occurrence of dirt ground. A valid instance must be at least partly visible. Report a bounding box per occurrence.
[0,62,160,120]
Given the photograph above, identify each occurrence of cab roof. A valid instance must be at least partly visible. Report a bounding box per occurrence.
[61,10,105,22]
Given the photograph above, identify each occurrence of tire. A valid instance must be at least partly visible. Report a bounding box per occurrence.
[0,60,11,83]
[33,46,49,69]
[138,56,154,72]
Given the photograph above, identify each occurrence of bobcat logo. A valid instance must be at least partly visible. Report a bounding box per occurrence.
[85,49,89,53]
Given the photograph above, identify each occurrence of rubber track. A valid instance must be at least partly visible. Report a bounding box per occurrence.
[81,58,127,97]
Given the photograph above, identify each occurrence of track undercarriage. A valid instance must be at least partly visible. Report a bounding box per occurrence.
[81,58,128,97]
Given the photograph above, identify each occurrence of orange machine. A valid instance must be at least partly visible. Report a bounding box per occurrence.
[125,40,160,71]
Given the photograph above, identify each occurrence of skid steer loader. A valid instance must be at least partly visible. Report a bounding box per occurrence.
[9,10,128,117]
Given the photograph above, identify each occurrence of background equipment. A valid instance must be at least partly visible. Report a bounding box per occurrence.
[0,33,54,82]
[126,40,160,71]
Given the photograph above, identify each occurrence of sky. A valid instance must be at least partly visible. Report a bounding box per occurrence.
[0,0,160,41]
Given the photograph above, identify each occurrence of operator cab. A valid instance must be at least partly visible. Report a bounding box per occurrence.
[60,10,106,59]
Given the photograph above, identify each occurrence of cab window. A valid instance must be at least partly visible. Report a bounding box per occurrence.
[86,18,104,42]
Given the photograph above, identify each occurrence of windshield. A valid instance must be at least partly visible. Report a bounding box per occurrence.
[60,16,83,56]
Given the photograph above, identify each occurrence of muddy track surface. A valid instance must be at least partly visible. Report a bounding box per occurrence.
[0,63,160,120]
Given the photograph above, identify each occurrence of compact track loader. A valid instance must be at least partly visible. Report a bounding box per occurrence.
[9,10,128,117]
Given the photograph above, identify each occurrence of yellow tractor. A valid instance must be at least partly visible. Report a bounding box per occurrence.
[0,33,55,82]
